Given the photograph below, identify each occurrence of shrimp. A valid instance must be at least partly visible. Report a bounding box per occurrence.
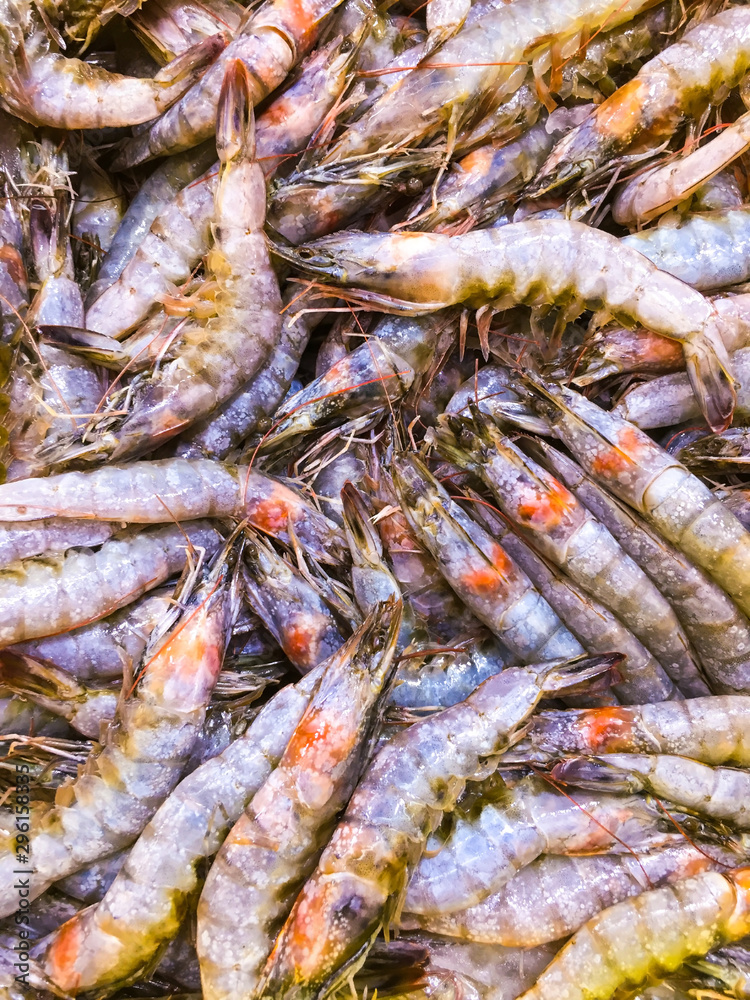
[391,637,511,709]
[622,207,750,292]
[0,517,114,567]
[532,7,750,194]
[0,4,225,130]
[677,427,750,476]
[523,377,750,623]
[0,652,117,737]
[433,413,704,696]
[0,520,221,645]
[130,0,245,63]
[30,659,329,997]
[241,529,349,674]
[534,439,750,697]
[256,653,621,999]
[555,753,750,830]
[403,772,690,916]
[8,587,173,682]
[463,487,677,704]
[392,452,586,664]
[196,599,401,1000]
[613,112,750,227]
[0,457,347,564]
[0,534,241,917]
[314,0,657,168]
[527,695,750,766]
[71,163,125,259]
[277,219,736,432]
[403,846,738,948]
[110,0,347,168]
[616,345,750,431]
[512,867,750,1000]
[258,340,415,456]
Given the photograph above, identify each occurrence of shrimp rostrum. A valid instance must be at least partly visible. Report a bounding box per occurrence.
[277,219,736,431]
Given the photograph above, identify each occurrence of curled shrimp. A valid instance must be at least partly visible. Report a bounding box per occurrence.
[276,219,737,431]
[613,112,750,227]
[0,3,226,129]
[256,652,621,1000]
[528,695,750,767]
[0,520,221,645]
[196,599,401,1000]
[521,376,750,624]
[0,534,240,917]
[555,753,750,830]
[403,845,738,949]
[513,867,750,1000]
[30,661,327,996]
[532,7,750,194]
[0,456,347,564]
[403,772,688,916]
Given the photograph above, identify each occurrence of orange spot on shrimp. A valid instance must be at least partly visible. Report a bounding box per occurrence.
[0,246,27,289]
[283,706,352,774]
[517,477,574,530]
[245,485,300,535]
[577,707,637,751]
[590,445,632,478]
[140,599,224,706]
[595,78,649,142]
[461,562,503,596]
[282,613,328,668]
[45,917,83,992]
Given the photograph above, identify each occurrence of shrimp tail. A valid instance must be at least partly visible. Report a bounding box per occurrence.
[39,325,129,369]
[683,338,736,433]
[341,482,384,562]
[551,756,644,793]
[154,32,229,91]
[0,650,84,705]
[216,58,255,166]
[536,652,624,698]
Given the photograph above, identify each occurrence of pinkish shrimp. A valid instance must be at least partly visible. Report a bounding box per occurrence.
[277,219,736,432]
[30,656,328,997]
[72,162,125,259]
[532,7,750,195]
[196,599,401,1000]
[0,520,221,645]
[403,772,690,916]
[0,533,241,917]
[403,845,739,948]
[131,0,246,64]
[0,456,346,564]
[256,653,621,999]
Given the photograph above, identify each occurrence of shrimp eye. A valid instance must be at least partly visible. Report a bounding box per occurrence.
[297,248,316,259]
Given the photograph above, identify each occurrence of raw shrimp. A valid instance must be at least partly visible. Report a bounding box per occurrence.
[555,753,750,829]
[616,345,750,430]
[434,413,703,695]
[71,164,125,258]
[241,530,349,673]
[393,452,585,664]
[463,488,677,704]
[390,637,510,709]
[677,427,750,475]
[534,439,750,696]
[196,600,401,1000]
[0,652,117,737]
[403,846,737,947]
[532,7,750,193]
[404,772,689,915]
[614,112,750,227]
[111,0,347,168]
[622,207,750,291]
[0,457,347,564]
[512,867,750,1000]
[8,587,173,682]
[278,219,736,431]
[528,695,750,766]
[257,653,620,999]
[524,377,750,622]
[0,7,225,130]
[0,520,221,645]
[131,0,245,63]
[0,534,240,917]
[258,340,414,455]
[316,0,657,167]
[0,517,114,566]
[31,659,326,996]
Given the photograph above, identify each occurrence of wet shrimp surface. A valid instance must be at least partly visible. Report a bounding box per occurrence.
[4,1,750,998]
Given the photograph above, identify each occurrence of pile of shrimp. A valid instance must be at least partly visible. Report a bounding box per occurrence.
[7,0,750,997]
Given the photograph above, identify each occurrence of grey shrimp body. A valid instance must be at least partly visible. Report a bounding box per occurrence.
[279,220,736,431]
[0,518,114,567]
[32,666,325,997]
[257,654,621,999]
[0,521,221,645]
[403,774,686,915]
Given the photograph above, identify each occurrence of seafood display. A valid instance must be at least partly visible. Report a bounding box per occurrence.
[6,0,750,998]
